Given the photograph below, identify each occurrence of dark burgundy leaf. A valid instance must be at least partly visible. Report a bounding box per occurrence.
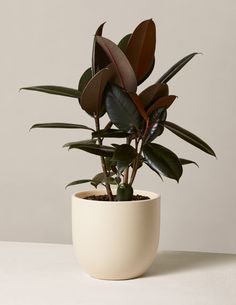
[30,123,94,131]
[157,53,199,84]
[143,143,183,182]
[125,19,156,85]
[96,36,137,92]
[180,158,199,167]
[78,68,92,94]
[164,121,216,157]
[80,68,113,117]
[147,95,177,114]
[92,22,110,75]
[118,34,131,52]
[21,86,80,98]
[105,84,141,131]
[139,83,169,109]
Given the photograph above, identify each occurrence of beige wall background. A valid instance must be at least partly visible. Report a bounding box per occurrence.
[0,0,235,253]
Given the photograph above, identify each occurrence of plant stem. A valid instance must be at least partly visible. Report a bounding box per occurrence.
[129,136,143,186]
[123,136,131,184]
[94,115,113,201]
[129,156,139,186]
[104,120,113,131]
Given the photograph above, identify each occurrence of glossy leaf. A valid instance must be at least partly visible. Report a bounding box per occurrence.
[157,53,199,84]
[147,95,177,114]
[118,34,131,52]
[145,108,167,142]
[92,129,129,138]
[139,83,169,109]
[65,143,115,157]
[116,160,130,175]
[128,92,148,121]
[96,36,137,92]
[92,22,110,75]
[63,139,96,148]
[138,57,155,85]
[143,143,183,182]
[144,160,163,181]
[164,121,216,157]
[112,144,137,162]
[21,86,80,98]
[125,19,156,84]
[105,84,141,131]
[78,68,92,94]
[180,158,199,167]
[80,68,113,116]
[65,179,92,189]
[30,123,94,131]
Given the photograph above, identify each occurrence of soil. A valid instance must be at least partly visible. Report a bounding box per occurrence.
[84,194,150,201]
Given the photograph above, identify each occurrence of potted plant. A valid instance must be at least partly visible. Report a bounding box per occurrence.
[22,19,215,280]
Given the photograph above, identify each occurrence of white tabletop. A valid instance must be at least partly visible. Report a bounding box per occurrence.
[0,241,235,305]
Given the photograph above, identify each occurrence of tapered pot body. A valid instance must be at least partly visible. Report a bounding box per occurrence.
[72,189,160,280]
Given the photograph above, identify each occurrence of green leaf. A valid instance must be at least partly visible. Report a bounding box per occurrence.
[139,83,169,109]
[104,176,121,185]
[118,34,131,52]
[91,172,106,188]
[157,53,199,84]
[21,86,80,98]
[80,68,113,117]
[30,123,94,131]
[180,158,199,167]
[143,143,183,182]
[91,172,118,188]
[65,143,115,157]
[96,36,137,92]
[78,68,92,94]
[164,121,216,157]
[112,144,137,162]
[92,129,129,138]
[65,179,92,189]
[105,84,141,131]
[125,19,156,85]
[147,95,177,114]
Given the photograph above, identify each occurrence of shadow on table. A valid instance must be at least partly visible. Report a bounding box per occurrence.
[143,251,236,278]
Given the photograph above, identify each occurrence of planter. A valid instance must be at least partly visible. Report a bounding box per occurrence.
[72,189,160,280]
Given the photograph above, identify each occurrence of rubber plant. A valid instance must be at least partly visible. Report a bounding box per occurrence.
[21,19,216,201]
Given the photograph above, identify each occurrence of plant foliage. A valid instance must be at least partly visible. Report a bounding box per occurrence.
[22,19,216,201]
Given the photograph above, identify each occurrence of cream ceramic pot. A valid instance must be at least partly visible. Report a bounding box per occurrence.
[72,189,160,280]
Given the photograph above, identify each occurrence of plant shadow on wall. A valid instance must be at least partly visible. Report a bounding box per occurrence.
[21,19,216,201]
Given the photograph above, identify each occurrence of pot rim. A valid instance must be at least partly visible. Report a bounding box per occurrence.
[72,189,160,205]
